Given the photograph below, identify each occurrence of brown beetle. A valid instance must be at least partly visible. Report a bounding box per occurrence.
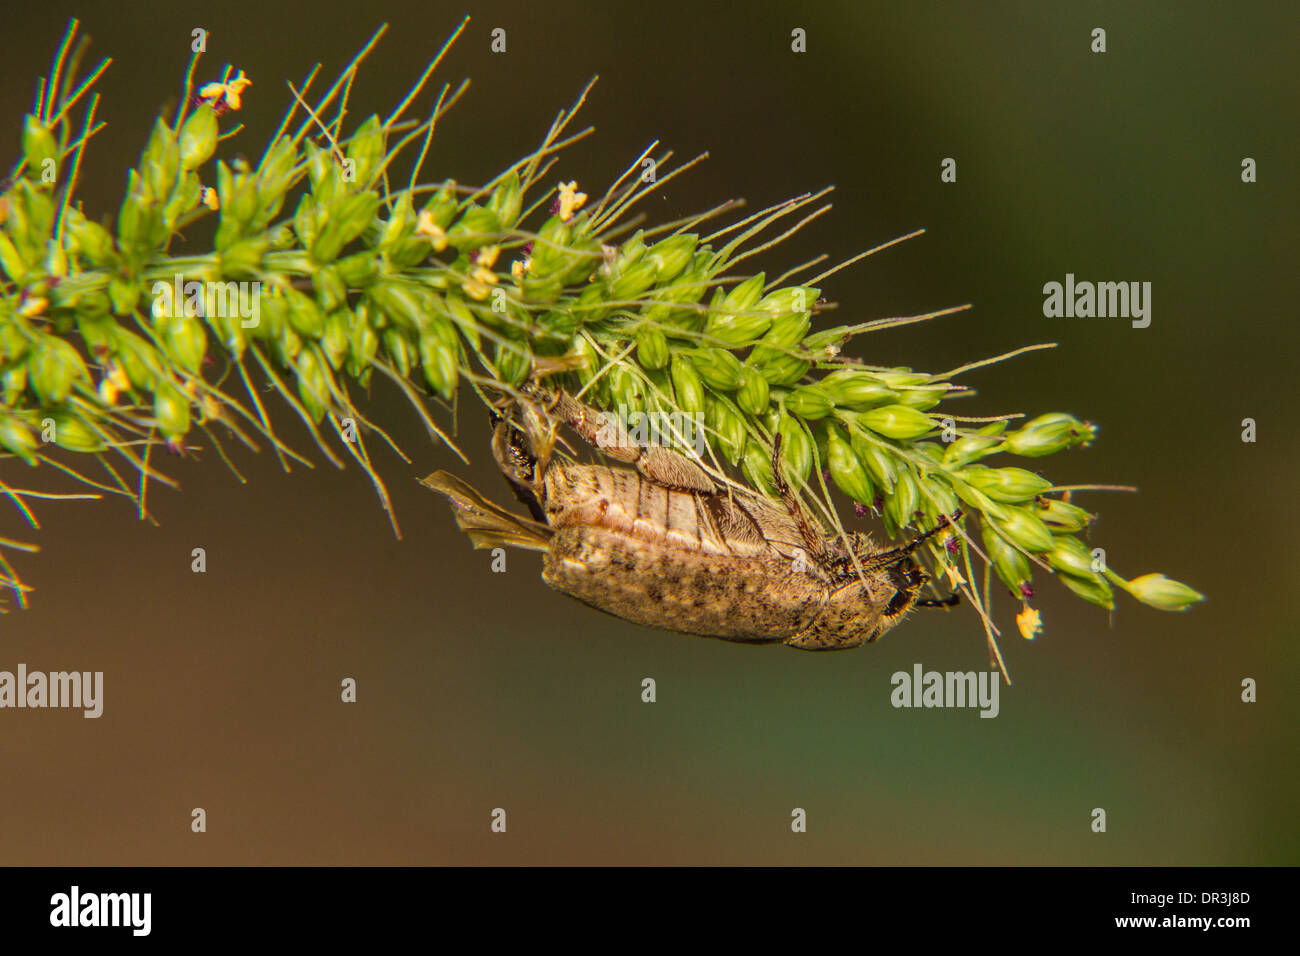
[421,384,958,649]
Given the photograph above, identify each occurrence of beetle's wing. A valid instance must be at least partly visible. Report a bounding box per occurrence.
[420,470,553,552]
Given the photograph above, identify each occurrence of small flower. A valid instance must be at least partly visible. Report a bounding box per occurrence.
[415,209,448,252]
[18,295,48,318]
[463,245,501,300]
[98,362,130,405]
[199,393,223,423]
[199,70,252,112]
[556,180,587,222]
[598,243,619,277]
[98,377,119,405]
[200,186,219,211]
[1016,604,1043,640]
[942,562,966,589]
[511,257,530,282]
[853,501,868,518]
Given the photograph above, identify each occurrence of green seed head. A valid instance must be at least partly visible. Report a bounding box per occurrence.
[982,523,1033,593]
[28,337,87,405]
[826,422,873,504]
[942,432,1004,467]
[669,353,705,414]
[705,291,773,347]
[858,404,934,441]
[849,431,897,494]
[783,384,833,420]
[704,394,746,465]
[636,326,670,370]
[1047,534,1098,579]
[961,465,1053,503]
[50,412,104,452]
[818,369,897,410]
[22,116,58,180]
[994,506,1055,553]
[884,468,920,532]
[735,365,770,416]
[647,234,697,282]
[775,415,813,485]
[689,347,744,391]
[1004,412,1097,457]
[153,382,191,438]
[0,413,38,465]
[741,439,777,497]
[1035,497,1095,532]
[1060,572,1115,609]
[720,273,766,314]
[1126,573,1206,611]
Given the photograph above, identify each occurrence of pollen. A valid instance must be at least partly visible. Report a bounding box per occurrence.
[200,186,219,211]
[557,181,587,222]
[199,393,223,422]
[199,70,252,112]
[1016,604,1043,640]
[108,363,131,391]
[415,209,449,252]
[18,296,48,318]
[98,376,119,405]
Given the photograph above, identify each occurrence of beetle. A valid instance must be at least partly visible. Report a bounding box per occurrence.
[421,383,959,650]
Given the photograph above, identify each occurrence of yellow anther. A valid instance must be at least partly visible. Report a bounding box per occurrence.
[557,181,587,222]
[415,209,448,252]
[1016,605,1043,640]
[199,70,252,111]
[18,296,48,318]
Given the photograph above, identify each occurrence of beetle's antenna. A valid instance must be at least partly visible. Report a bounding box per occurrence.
[861,510,963,570]
[917,592,961,608]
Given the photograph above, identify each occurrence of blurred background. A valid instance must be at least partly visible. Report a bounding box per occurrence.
[0,0,1295,864]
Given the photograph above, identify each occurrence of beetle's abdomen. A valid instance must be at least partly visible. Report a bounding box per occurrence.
[542,525,825,643]
[540,463,807,559]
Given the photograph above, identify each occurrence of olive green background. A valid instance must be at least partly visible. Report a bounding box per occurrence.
[1,1,1294,864]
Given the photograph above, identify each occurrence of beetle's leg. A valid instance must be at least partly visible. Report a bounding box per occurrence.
[770,433,830,559]
[916,592,961,608]
[489,414,546,522]
[485,395,553,522]
[522,384,717,493]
